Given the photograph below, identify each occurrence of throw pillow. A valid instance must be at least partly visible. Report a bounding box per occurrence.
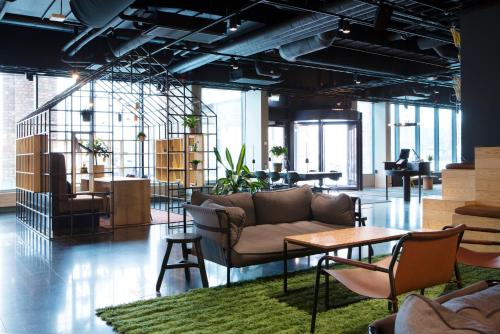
[192,192,256,226]
[310,193,355,226]
[395,294,498,334]
[200,199,246,246]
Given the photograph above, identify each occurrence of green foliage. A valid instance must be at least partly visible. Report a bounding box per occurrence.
[270,145,288,158]
[213,144,267,195]
[427,154,433,162]
[137,131,146,139]
[182,115,199,129]
[190,159,202,164]
[81,139,110,164]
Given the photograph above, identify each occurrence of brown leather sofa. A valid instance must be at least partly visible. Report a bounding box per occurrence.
[184,186,356,286]
[369,280,500,334]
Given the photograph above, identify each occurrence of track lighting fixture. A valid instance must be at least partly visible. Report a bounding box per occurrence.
[227,14,241,32]
[339,19,351,34]
[230,58,239,70]
[354,75,361,85]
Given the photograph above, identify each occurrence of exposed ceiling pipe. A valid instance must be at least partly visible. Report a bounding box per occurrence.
[0,13,75,33]
[106,32,155,61]
[279,30,337,62]
[169,0,375,73]
[69,0,134,28]
[63,0,136,57]
[0,0,9,21]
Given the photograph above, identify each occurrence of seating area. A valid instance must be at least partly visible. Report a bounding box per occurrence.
[1,1,500,333]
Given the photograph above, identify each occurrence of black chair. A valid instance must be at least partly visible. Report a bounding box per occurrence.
[286,171,300,188]
[268,172,287,189]
[253,170,270,189]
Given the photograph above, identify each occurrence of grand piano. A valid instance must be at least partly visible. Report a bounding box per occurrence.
[384,149,431,202]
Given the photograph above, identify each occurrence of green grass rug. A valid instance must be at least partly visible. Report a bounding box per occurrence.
[97,264,499,334]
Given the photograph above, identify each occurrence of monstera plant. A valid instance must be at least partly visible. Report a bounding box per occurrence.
[213,144,267,195]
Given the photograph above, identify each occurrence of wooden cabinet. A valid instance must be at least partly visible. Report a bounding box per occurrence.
[155,134,204,187]
[15,134,48,192]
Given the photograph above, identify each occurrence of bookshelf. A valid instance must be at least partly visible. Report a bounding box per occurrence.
[155,134,204,187]
[16,134,48,192]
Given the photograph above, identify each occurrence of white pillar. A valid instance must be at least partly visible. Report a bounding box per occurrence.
[374,102,391,188]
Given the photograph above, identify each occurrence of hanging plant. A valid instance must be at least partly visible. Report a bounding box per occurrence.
[137,131,146,142]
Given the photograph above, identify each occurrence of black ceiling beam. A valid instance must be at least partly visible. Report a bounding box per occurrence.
[131,0,294,25]
[120,12,227,35]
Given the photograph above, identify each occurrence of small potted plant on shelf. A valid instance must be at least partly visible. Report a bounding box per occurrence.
[189,142,198,152]
[190,159,202,170]
[270,146,288,172]
[182,115,199,133]
[80,138,110,177]
[427,154,433,162]
[137,131,146,142]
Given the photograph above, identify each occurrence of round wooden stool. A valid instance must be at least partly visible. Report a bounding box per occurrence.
[156,233,209,291]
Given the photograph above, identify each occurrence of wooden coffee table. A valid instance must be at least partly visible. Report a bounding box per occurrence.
[283,226,409,292]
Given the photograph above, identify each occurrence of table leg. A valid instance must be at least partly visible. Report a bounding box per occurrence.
[418,175,422,203]
[403,175,411,202]
[325,253,330,309]
[385,175,389,200]
[283,240,288,293]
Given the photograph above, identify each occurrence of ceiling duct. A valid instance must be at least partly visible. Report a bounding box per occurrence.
[170,0,376,73]
[255,62,282,79]
[70,0,134,28]
[106,32,155,60]
[279,30,337,62]
[417,37,458,60]
[230,68,283,85]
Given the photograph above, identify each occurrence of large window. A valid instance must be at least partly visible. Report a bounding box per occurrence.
[294,123,319,172]
[420,106,435,169]
[0,73,73,191]
[390,103,460,172]
[439,108,453,170]
[358,101,373,174]
[202,88,243,175]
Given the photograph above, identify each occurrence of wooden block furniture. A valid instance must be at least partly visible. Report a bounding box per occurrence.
[423,147,500,252]
[155,134,204,187]
[82,176,151,226]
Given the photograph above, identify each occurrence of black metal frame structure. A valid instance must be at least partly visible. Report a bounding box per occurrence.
[15,47,217,239]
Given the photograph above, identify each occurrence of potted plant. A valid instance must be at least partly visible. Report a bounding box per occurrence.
[190,159,202,170]
[80,139,110,177]
[189,142,198,152]
[213,144,267,195]
[137,131,146,142]
[270,146,288,172]
[182,115,199,133]
[427,154,433,162]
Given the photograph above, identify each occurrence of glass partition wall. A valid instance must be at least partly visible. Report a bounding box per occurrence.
[294,117,361,189]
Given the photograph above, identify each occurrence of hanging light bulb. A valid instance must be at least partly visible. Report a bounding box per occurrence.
[339,19,351,34]
[230,58,239,70]
[71,70,80,81]
[227,14,241,32]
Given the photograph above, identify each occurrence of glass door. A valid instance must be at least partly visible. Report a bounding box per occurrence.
[294,123,319,173]
[323,122,358,187]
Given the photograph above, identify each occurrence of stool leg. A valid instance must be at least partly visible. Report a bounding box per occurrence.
[181,243,191,281]
[156,241,173,292]
[194,239,209,288]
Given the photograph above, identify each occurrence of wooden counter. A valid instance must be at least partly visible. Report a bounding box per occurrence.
[81,176,151,226]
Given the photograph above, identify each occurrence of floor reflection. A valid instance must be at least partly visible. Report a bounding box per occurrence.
[0,195,424,333]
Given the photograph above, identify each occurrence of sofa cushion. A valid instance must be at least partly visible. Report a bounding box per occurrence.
[442,284,500,332]
[395,294,498,334]
[200,199,245,246]
[455,205,500,219]
[233,220,345,255]
[192,191,256,226]
[311,193,355,226]
[253,186,312,225]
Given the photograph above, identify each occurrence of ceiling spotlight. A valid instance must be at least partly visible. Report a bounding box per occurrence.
[339,19,351,34]
[71,70,80,81]
[354,75,361,85]
[227,14,241,32]
[49,0,66,22]
[230,58,239,70]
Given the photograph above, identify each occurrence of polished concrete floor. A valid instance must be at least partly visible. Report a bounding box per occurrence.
[0,195,424,333]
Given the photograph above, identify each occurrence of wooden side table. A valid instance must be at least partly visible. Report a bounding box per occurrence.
[156,233,209,291]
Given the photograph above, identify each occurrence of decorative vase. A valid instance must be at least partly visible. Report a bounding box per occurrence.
[273,162,282,173]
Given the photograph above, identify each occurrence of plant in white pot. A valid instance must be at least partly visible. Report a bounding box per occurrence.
[270,146,288,172]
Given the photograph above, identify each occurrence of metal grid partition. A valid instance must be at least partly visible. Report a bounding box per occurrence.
[15,48,217,238]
